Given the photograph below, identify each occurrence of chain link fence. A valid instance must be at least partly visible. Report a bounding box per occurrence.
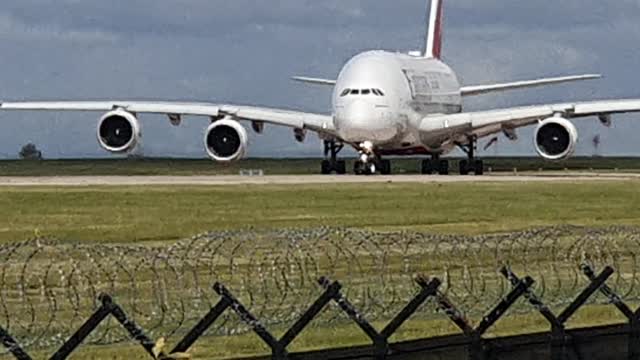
[0,225,638,352]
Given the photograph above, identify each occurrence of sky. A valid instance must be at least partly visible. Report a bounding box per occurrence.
[1,0,640,159]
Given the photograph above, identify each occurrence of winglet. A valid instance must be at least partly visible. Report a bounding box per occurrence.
[423,0,444,59]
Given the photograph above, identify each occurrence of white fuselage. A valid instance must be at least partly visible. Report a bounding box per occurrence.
[332,51,462,155]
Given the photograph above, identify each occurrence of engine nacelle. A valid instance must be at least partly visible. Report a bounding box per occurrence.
[97,109,140,153]
[534,117,578,161]
[204,119,248,162]
[294,128,307,143]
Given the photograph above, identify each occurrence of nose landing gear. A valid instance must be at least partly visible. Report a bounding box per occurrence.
[354,141,391,175]
[320,140,393,175]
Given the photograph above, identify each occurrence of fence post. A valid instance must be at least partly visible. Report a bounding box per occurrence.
[279,280,342,350]
[473,275,534,360]
[500,267,564,360]
[553,265,614,360]
[581,263,640,360]
[382,277,441,339]
[317,277,388,359]
[503,265,614,360]
[0,326,31,360]
[170,296,233,355]
[49,294,114,360]
[105,295,159,359]
[433,273,533,360]
[431,288,475,358]
[631,316,640,360]
[214,283,286,359]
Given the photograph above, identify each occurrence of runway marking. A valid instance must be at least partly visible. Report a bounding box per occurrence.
[0,174,638,186]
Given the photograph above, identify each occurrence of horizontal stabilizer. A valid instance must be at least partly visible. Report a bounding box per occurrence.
[292,76,337,86]
[460,74,601,96]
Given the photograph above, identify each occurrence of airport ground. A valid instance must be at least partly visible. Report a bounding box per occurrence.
[1,158,640,359]
[2,156,640,176]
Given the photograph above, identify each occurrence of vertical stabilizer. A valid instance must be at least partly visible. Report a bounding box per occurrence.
[423,0,444,59]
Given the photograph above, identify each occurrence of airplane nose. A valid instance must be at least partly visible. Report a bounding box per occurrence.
[338,99,376,125]
[336,100,395,143]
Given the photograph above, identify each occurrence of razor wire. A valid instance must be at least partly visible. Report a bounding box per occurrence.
[0,225,639,352]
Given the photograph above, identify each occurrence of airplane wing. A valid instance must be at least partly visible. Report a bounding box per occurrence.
[291,76,337,86]
[0,101,336,135]
[460,74,601,96]
[419,99,640,143]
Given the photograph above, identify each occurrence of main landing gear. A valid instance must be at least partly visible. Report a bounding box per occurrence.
[421,155,449,175]
[457,136,484,176]
[321,140,346,174]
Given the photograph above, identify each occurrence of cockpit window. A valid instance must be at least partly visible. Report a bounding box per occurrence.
[341,88,385,96]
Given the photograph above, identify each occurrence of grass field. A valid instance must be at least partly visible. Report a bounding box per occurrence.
[2,156,640,176]
[1,180,640,359]
[1,181,640,243]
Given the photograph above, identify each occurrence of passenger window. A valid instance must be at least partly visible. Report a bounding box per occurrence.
[351,89,360,95]
[372,89,381,96]
[340,89,350,97]
[377,89,385,96]
[362,89,371,95]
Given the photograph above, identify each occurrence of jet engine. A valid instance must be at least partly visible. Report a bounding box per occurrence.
[534,117,578,160]
[204,119,248,162]
[294,128,307,143]
[97,109,140,153]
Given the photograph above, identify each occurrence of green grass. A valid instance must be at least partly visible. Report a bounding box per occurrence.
[2,156,640,176]
[1,181,640,243]
[1,181,640,359]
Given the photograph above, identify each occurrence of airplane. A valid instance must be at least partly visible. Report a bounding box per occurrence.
[1,0,640,175]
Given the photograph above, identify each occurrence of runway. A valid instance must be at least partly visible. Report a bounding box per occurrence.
[0,173,639,186]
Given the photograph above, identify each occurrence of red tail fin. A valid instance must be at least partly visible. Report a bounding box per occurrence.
[424,0,444,59]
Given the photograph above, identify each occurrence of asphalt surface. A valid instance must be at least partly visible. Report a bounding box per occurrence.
[0,173,638,186]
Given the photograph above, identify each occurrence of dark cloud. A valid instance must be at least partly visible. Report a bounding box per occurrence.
[1,0,640,159]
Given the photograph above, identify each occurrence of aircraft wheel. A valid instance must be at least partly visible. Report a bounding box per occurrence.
[438,160,449,175]
[367,163,377,175]
[335,161,347,175]
[380,160,392,175]
[474,160,484,176]
[459,160,470,175]
[321,160,332,175]
[421,160,435,175]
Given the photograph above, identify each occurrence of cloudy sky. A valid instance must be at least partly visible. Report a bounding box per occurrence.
[1,0,640,159]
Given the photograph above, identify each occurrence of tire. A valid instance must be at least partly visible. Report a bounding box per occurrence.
[354,161,364,175]
[367,163,377,175]
[321,160,332,175]
[380,160,392,175]
[421,160,434,175]
[336,161,347,175]
[438,160,449,175]
[474,160,484,176]
[459,160,469,175]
